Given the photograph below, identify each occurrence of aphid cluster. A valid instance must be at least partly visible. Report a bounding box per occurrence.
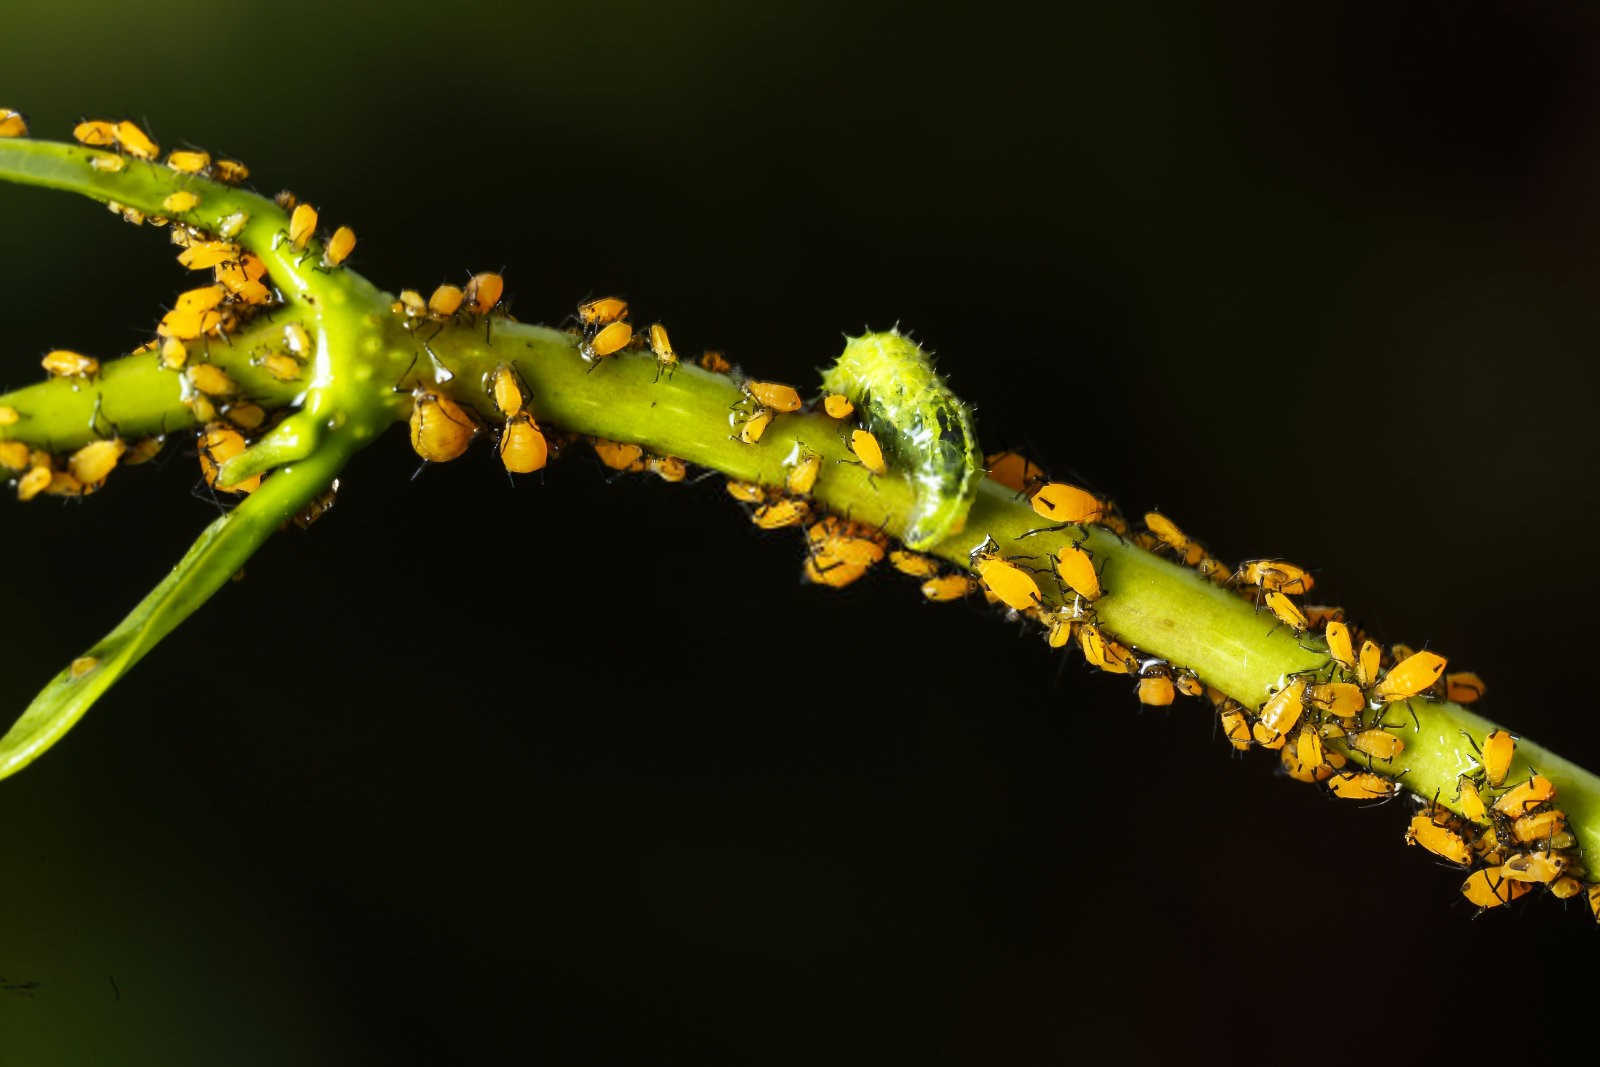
[2,118,307,504]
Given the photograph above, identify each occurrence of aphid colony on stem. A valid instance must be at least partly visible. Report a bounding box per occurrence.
[2,112,1594,925]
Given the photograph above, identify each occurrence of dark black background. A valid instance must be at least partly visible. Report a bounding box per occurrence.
[3,2,1599,1063]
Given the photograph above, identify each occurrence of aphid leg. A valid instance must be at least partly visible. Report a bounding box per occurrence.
[1014,522,1071,542]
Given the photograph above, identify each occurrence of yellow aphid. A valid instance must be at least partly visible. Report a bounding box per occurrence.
[157,307,223,340]
[188,394,217,424]
[45,471,85,497]
[0,440,30,470]
[1457,777,1488,822]
[592,438,644,471]
[166,149,210,173]
[1327,771,1396,801]
[1079,624,1135,675]
[1054,542,1101,600]
[751,498,811,530]
[1030,483,1103,524]
[464,271,503,314]
[984,451,1047,494]
[737,408,774,444]
[395,289,427,317]
[283,322,311,357]
[578,296,628,326]
[1494,775,1556,817]
[489,364,525,417]
[197,424,261,493]
[747,381,803,413]
[1502,851,1569,884]
[1481,729,1515,787]
[647,323,678,380]
[725,479,767,503]
[261,353,301,381]
[1549,876,1584,900]
[921,574,978,602]
[67,438,126,487]
[1258,677,1308,738]
[216,211,249,239]
[74,120,117,146]
[699,349,733,373]
[187,363,238,396]
[1250,721,1287,750]
[1238,559,1314,595]
[1373,650,1447,703]
[0,109,27,137]
[69,656,98,679]
[89,153,126,173]
[584,321,633,359]
[1138,671,1176,707]
[0,405,17,426]
[822,393,855,419]
[1218,703,1252,751]
[1405,813,1471,865]
[42,349,98,378]
[1325,621,1355,673]
[109,201,144,226]
[786,449,821,495]
[1460,867,1531,909]
[1295,726,1330,772]
[805,517,886,567]
[16,465,51,501]
[274,190,298,211]
[178,241,240,270]
[972,544,1042,612]
[212,159,250,184]
[113,120,159,160]
[159,337,188,370]
[1195,556,1230,583]
[1349,728,1404,761]
[1263,590,1307,633]
[162,191,199,214]
[125,438,163,467]
[1143,512,1201,564]
[176,284,226,313]
[1175,673,1204,699]
[647,455,687,483]
[408,391,477,463]
[890,550,941,578]
[849,429,887,475]
[1045,612,1074,648]
[227,402,267,432]
[1444,672,1486,704]
[804,555,870,589]
[499,414,548,474]
[1307,682,1363,718]
[288,202,318,250]
[323,225,356,267]
[1513,809,1570,846]
[1355,640,1382,688]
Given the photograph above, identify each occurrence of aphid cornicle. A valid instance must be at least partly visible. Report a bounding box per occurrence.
[970,539,1042,612]
[1030,482,1104,524]
[464,272,503,314]
[408,390,477,464]
[498,413,548,474]
[1373,650,1447,703]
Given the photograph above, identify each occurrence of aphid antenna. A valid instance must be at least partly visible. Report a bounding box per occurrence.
[1013,521,1072,542]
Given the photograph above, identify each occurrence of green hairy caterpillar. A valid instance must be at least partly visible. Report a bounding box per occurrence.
[820,330,983,550]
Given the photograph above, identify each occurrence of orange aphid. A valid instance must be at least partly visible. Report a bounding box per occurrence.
[498,413,548,474]
[1054,541,1101,600]
[971,540,1042,612]
[1481,729,1515,787]
[288,202,318,250]
[1325,620,1355,673]
[746,381,803,413]
[1460,867,1532,909]
[408,391,476,463]
[1493,775,1556,817]
[112,119,159,160]
[849,429,887,475]
[985,451,1046,494]
[823,393,855,419]
[1373,650,1447,702]
[197,424,261,493]
[465,271,504,314]
[1444,671,1486,704]
[1257,677,1307,738]
[1029,482,1104,524]
[1327,771,1397,801]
